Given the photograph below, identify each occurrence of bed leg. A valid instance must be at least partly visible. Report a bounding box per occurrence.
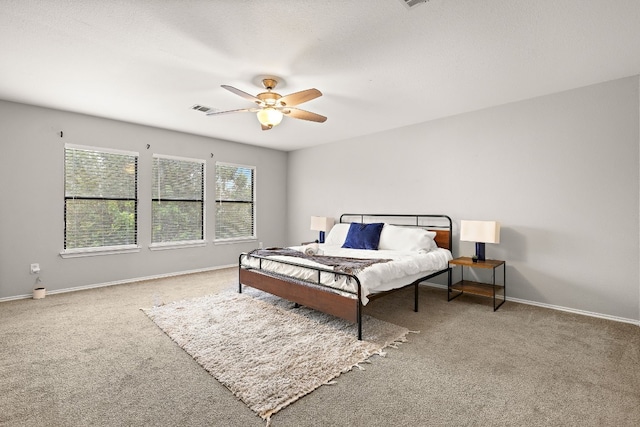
[414,283,419,312]
[238,256,243,294]
[357,303,362,340]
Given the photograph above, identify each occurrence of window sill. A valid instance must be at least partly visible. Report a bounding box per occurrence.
[60,245,141,258]
[214,238,257,245]
[149,241,207,251]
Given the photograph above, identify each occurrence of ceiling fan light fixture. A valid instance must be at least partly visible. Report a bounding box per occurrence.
[215,78,326,130]
[256,107,283,127]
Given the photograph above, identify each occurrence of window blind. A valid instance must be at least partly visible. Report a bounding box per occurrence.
[152,155,204,243]
[215,162,255,240]
[64,145,138,250]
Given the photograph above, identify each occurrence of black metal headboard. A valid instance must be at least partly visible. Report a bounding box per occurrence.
[339,214,452,250]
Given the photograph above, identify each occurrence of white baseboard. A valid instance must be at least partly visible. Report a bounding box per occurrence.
[4,273,638,327]
[0,264,237,303]
[422,282,640,327]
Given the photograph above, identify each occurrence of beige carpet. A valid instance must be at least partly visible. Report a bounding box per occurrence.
[2,269,638,426]
[142,289,410,423]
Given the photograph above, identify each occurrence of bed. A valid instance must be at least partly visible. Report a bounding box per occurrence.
[238,214,453,339]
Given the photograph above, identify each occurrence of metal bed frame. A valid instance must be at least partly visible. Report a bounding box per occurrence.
[238,214,452,340]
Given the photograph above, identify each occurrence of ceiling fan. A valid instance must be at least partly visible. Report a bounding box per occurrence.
[206,78,327,131]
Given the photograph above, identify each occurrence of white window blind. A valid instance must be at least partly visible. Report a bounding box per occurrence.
[152,155,205,243]
[215,162,255,241]
[64,145,138,250]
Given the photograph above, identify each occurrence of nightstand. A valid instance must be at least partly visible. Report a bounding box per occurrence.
[448,257,506,311]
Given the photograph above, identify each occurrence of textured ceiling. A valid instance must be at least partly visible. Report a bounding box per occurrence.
[1,0,640,151]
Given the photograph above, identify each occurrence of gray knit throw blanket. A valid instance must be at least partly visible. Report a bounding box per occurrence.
[248,248,392,275]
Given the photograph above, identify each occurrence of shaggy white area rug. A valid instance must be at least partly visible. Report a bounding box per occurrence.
[142,289,410,423]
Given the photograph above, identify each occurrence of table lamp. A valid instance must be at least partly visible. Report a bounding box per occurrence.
[460,220,500,261]
[310,216,334,243]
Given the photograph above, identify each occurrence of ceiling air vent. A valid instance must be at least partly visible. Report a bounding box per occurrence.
[190,104,212,113]
[400,0,429,9]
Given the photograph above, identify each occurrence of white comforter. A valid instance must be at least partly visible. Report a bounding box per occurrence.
[241,244,452,305]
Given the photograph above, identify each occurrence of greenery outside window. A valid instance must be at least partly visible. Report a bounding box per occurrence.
[152,155,205,246]
[215,162,255,241]
[63,145,138,255]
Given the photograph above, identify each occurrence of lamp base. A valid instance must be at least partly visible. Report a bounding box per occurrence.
[318,231,325,244]
[475,242,486,261]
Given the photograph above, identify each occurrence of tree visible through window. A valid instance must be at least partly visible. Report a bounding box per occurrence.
[215,162,255,240]
[64,145,138,250]
[152,155,204,243]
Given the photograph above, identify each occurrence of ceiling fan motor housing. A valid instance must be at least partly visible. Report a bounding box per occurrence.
[256,91,282,106]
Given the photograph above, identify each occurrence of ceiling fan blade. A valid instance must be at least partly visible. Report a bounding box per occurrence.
[261,123,273,131]
[283,107,327,123]
[278,88,322,107]
[221,85,262,105]
[205,108,255,116]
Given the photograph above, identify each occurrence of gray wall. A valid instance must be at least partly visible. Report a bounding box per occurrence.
[287,76,640,322]
[0,100,288,299]
[2,77,639,323]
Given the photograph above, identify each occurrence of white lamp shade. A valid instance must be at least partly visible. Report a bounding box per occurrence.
[460,220,500,244]
[256,108,283,127]
[310,216,334,232]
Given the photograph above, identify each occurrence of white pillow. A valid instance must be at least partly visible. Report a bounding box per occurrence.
[378,224,438,252]
[324,223,352,245]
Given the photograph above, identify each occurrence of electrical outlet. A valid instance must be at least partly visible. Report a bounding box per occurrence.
[30,263,40,274]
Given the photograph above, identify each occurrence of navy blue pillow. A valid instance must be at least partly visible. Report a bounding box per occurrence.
[342,222,384,250]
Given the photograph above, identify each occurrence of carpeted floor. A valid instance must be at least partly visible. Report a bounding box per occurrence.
[1,267,639,426]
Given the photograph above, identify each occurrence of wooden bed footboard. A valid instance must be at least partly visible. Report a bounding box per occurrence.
[239,262,450,341]
[239,268,360,323]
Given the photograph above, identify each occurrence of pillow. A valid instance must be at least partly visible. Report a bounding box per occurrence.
[324,223,351,246]
[341,222,385,250]
[378,224,438,252]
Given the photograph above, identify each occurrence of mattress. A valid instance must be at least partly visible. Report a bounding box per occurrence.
[240,244,453,304]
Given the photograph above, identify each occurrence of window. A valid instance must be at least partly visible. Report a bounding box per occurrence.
[152,155,205,245]
[215,162,255,241]
[64,145,138,253]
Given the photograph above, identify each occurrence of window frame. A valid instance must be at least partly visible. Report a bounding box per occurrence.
[149,154,206,250]
[214,161,256,243]
[60,144,140,258]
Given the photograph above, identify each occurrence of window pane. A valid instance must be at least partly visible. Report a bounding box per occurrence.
[65,149,137,198]
[152,156,205,244]
[215,202,253,240]
[216,164,253,202]
[152,201,203,242]
[152,157,203,200]
[65,199,136,249]
[64,146,138,250]
[215,163,255,240]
